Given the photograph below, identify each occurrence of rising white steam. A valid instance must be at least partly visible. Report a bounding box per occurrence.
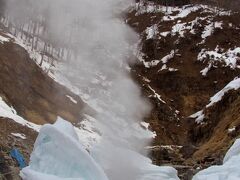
[3,0,157,179]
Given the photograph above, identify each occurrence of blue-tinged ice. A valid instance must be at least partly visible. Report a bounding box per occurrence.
[20,118,109,180]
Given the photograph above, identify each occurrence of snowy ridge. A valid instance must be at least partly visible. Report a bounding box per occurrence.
[0,30,103,153]
[207,77,240,107]
[190,77,240,123]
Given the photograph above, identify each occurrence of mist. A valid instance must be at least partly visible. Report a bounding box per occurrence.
[4,0,153,179]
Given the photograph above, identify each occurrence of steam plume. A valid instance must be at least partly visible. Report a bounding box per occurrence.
[4,0,153,179]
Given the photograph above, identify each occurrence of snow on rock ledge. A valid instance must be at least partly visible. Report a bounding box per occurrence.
[207,77,240,107]
[20,118,108,180]
[190,77,240,123]
[193,138,240,180]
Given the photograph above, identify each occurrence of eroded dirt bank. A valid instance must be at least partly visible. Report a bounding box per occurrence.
[0,35,88,125]
[0,32,90,179]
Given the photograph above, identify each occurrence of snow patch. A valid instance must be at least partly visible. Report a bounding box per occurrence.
[190,110,205,124]
[207,77,240,107]
[147,85,166,104]
[228,127,236,133]
[190,77,240,123]
[162,5,202,21]
[0,34,10,44]
[200,63,212,76]
[11,133,27,140]
[140,122,150,130]
[74,115,101,150]
[66,95,77,104]
[201,22,214,40]
[198,47,240,75]
[134,49,160,68]
[161,50,175,64]
[146,24,158,39]
[160,31,170,37]
[0,97,41,131]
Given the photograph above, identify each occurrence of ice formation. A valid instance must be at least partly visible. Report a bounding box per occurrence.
[20,118,109,180]
[20,118,179,180]
[193,138,240,180]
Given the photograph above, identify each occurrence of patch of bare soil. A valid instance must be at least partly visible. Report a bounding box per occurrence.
[0,38,89,125]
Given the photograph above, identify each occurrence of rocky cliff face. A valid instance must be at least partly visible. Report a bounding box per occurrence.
[127,1,240,179]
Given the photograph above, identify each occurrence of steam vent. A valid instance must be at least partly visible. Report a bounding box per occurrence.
[0,0,240,179]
